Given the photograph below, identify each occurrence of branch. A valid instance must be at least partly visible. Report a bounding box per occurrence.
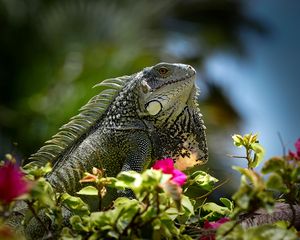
[239,202,300,229]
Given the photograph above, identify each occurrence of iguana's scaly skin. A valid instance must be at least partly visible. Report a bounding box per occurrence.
[11,63,208,238]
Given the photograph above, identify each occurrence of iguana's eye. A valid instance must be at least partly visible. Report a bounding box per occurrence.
[158,67,169,75]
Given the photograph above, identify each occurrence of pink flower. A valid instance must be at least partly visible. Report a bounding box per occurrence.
[288,138,300,160]
[201,218,230,240]
[152,158,187,186]
[288,150,298,160]
[0,162,30,204]
[295,138,300,155]
[172,169,187,186]
[203,217,230,229]
[152,158,174,174]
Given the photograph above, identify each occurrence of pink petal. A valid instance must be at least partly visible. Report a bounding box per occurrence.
[216,217,230,224]
[152,158,174,174]
[203,220,214,229]
[295,138,300,156]
[203,218,230,229]
[288,150,298,159]
[171,169,187,186]
[0,162,30,204]
[295,138,300,152]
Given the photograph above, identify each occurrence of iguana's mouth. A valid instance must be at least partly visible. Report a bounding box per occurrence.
[151,73,196,92]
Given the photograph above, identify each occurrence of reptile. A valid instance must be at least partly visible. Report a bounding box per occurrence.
[10,62,208,238]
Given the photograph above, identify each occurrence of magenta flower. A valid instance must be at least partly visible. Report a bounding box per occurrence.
[288,138,300,160]
[152,158,174,173]
[201,218,230,240]
[0,162,30,204]
[172,169,187,186]
[295,138,300,152]
[203,217,230,229]
[152,158,187,186]
[288,150,298,160]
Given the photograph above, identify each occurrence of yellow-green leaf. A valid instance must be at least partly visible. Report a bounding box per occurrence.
[77,186,98,196]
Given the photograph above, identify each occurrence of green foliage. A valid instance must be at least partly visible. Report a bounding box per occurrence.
[187,170,219,191]
[229,134,273,218]
[76,186,98,196]
[60,193,90,216]
[232,133,265,169]
[60,170,197,239]
[217,221,298,240]
[23,162,52,180]
[220,133,299,239]
[1,133,300,239]
[201,202,232,220]
[231,166,274,216]
[220,198,234,212]
[262,156,300,203]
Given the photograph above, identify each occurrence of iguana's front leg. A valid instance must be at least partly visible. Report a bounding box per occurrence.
[120,130,153,172]
[113,130,153,198]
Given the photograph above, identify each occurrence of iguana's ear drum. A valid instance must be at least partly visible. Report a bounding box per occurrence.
[145,100,162,116]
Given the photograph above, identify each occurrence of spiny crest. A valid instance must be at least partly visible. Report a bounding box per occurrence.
[29,76,131,166]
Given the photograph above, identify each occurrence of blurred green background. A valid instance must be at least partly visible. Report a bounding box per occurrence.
[1,0,299,192]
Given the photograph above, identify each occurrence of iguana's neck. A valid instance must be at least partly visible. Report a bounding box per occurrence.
[151,85,199,129]
[144,85,207,170]
[100,79,143,130]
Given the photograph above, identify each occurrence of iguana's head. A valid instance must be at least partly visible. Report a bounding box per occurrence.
[136,62,197,118]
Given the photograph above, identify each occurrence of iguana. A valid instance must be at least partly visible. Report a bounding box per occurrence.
[32,62,207,192]
[11,62,208,238]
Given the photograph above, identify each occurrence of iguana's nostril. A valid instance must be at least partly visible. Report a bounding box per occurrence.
[187,65,196,76]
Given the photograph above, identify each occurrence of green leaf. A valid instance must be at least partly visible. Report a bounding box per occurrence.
[202,202,230,219]
[233,166,265,191]
[117,170,140,183]
[218,222,297,240]
[261,157,286,174]
[30,178,56,208]
[142,169,165,187]
[113,197,139,208]
[118,208,139,232]
[291,167,300,182]
[176,195,195,224]
[234,192,250,210]
[90,211,114,228]
[76,186,98,196]
[245,225,297,240]
[61,193,90,216]
[165,207,179,221]
[23,162,52,178]
[181,195,194,215]
[220,198,234,212]
[190,171,218,191]
[250,142,265,168]
[91,197,141,235]
[266,173,288,193]
[70,215,90,232]
[248,133,258,145]
[156,214,180,238]
[116,171,142,190]
[106,177,125,190]
[232,134,244,147]
[217,221,243,240]
[60,227,82,240]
